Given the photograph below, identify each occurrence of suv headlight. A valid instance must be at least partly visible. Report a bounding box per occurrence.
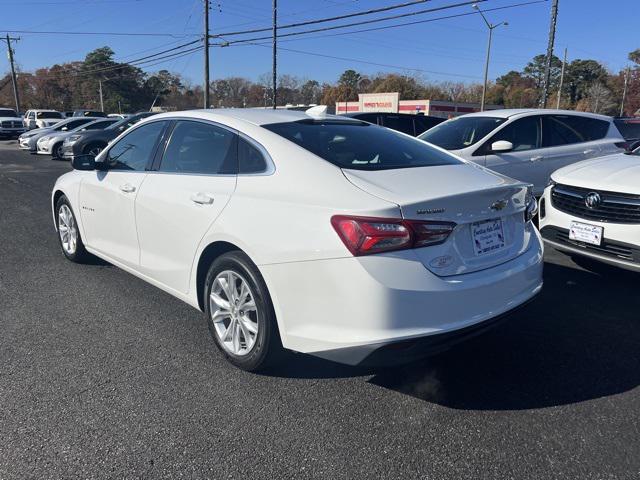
[38,136,50,143]
[525,188,538,223]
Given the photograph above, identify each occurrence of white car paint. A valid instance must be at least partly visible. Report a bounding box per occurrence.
[52,109,543,365]
[539,150,640,272]
[419,109,625,196]
[24,109,65,130]
[36,118,110,156]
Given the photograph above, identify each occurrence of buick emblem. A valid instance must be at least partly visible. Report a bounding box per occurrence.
[584,192,601,209]
[490,199,508,211]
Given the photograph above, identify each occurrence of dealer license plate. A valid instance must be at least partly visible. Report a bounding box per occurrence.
[472,218,505,256]
[569,221,603,246]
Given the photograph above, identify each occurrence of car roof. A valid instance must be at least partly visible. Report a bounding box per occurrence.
[150,108,363,126]
[461,108,612,121]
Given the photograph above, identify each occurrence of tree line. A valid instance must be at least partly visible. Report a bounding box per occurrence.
[1,46,638,116]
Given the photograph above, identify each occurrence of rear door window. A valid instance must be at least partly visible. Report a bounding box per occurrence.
[542,115,610,147]
[264,120,460,171]
[159,120,238,175]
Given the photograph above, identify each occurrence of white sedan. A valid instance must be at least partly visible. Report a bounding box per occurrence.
[52,109,543,371]
[539,143,640,272]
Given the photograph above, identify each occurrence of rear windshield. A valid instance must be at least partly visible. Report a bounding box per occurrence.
[264,120,461,171]
[0,109,18,117]
[37,111,64,119]
[419,116,505,150]
[614,119,640,141]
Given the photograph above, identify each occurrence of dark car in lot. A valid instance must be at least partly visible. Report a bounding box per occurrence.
[343,112,444,136]
[72,110,108,118]
[60,111,157,159]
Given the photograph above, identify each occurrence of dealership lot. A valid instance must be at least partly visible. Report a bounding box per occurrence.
[0,141,638,479]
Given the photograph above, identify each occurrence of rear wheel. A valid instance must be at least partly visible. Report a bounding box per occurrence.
[55,195,90,263]
[204,251,282,371]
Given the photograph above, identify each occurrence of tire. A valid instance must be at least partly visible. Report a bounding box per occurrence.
[52,142,64,160]
[55,195,91,263]
[204,251,282,372]
[84,143,105,157]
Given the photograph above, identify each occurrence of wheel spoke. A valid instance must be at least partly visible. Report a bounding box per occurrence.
[232,321,241,352]
[222,319,235,342]
[240,314,258,334]
[210,291,230,310]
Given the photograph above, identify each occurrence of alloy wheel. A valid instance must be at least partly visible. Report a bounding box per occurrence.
[58,204,77,255]
[209,270,259,356]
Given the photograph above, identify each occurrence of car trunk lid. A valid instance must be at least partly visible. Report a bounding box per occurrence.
[342,164,533,276]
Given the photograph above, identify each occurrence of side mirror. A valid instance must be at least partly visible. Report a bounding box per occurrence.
[71,154,96,171]
[491,140,514,153]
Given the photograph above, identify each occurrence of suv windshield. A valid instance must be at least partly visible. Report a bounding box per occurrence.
[264,120,461,171]
[37,111,63,119]
[419,116,506,150]
[0,109,18,117]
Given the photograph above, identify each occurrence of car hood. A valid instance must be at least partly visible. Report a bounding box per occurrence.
[551,152,640,195]
[21,127,52,139]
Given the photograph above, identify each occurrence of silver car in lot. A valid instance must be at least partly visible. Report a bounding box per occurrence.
[36,118,118,158]
[19,117,97,153]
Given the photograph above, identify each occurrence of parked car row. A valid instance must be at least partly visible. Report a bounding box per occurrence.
[36,106,638,372]
[16,112,157,159]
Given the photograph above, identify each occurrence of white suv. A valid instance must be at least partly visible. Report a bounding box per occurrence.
[419,109,625,195]
[24,109,65,130]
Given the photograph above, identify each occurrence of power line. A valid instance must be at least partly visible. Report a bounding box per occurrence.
[215,0,547,49]
[246,42,483,80]
[211,0,443,38]
[1,29,200,38]
[215,0,482,46]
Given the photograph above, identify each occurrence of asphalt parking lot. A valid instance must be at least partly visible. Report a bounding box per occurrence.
[0,140,638,479]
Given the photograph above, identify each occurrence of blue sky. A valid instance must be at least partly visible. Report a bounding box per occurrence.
[1,0,637,86]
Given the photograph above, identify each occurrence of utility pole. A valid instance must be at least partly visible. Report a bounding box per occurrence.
[272,0,277,109]
[620,67,629,117]
[540,0,559,108]
[204,0,210,108]
[3,34,21,113]
[98,79,104,112]
[472,4,507,112]
[556,47,567,109]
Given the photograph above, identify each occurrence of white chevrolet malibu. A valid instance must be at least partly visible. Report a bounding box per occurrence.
[539,143,640,272]
[52,109,543,371]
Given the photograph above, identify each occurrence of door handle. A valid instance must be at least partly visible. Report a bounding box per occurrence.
[583,149,595,155]
[529,155,543,162]
[190,192,214,205]
[119,183,136,193]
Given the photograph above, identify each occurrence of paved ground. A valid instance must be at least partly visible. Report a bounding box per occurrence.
[0,140,638,479]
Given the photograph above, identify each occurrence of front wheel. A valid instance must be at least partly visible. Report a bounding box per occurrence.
[204,251,282,372]
[55,195,90,263]
[53,142,64,160]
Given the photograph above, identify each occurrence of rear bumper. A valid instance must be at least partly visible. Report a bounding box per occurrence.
[260,227,544,365]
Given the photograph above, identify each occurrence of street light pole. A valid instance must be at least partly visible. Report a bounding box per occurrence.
[473,4,507,112]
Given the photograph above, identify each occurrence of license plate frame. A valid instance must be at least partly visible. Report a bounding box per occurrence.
[569,221,603,246]
[471,218,506,256]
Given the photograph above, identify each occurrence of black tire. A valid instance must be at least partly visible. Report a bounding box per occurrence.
[52,142,64,160]
[204,251,282,372]
[55,195,91,263]
[83,142,105,157]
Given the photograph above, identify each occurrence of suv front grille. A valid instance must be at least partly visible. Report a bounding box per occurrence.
[541,226,639,263]
[551,183,640,224]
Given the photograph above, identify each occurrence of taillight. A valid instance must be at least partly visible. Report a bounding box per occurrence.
[331,215,455,256]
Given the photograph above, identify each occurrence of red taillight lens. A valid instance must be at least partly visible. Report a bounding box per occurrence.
[331,215,455,256]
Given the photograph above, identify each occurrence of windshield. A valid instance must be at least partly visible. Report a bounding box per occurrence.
[418,116,506,150]
[0,109,18,117]
[37,111,64,119]
[264,120,461,171]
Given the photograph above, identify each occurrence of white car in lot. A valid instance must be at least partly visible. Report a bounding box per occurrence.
[51,109,543,371]
[19,117,96,153]
[419,109,625,196]
[24,109,65,130]
[36,118,118,158]
[0,107,26,138]
[539,143,640,272]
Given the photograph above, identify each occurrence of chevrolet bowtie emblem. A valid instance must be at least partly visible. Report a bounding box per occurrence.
[490,200,508,211]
